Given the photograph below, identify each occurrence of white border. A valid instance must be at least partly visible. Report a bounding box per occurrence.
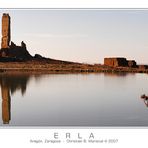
[0,0,148,8]
[0,129,148,148]
[0,5,148,148]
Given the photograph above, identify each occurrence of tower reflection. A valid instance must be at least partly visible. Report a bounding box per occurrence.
[0,74,33,124]
[1,81,11,124]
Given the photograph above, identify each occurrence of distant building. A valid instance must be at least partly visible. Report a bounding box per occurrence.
[104,57,128,67]
[104,57,137,68]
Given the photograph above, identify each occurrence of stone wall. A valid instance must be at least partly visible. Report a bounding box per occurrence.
[0,41,32,60]
[128,60,137,68]
[104,58,128,67]
[138,65,148,69]
[104,57,138,68]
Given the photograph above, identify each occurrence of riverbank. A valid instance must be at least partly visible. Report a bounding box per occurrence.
[0,62,148,74]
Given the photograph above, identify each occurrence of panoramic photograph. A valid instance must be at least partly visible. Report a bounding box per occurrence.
[0,9,148,126]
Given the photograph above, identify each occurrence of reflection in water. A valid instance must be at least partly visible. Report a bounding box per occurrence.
[0,74,31,96]
[1,83,11,124]
[141,94,148,107]
[144,100,148,107]
[0,73,148,126]
[104,72,135,77]
[0,74,32,124]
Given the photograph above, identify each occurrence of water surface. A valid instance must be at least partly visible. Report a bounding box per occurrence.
[0,73,148,126]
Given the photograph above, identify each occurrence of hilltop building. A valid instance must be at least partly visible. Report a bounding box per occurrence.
[104,57,137,68]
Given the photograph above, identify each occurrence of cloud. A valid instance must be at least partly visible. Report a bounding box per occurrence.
[24,33,88,38]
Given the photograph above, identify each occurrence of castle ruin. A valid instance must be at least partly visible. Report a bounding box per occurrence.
[1,13,10,49]
[0,13,69,63]
[0,13,32,61]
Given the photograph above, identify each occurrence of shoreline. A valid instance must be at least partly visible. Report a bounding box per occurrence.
[0,62,148,74]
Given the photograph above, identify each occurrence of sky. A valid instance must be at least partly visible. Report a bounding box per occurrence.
[0,9,148,64]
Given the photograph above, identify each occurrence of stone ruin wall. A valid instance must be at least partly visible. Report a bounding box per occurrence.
[104,58,128,67]
[128,60,137,68]
[104,58,137,68]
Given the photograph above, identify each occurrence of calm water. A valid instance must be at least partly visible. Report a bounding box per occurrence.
[0,73,148,126]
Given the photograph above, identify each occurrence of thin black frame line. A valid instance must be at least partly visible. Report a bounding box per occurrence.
[0,8,148,10]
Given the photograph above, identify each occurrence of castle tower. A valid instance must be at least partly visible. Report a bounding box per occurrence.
[1,13,11,49]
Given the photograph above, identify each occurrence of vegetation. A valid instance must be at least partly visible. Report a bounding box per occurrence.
[0,61,148,74]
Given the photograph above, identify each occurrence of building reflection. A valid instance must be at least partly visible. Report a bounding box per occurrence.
[0,74,32,124]
[104,72,135,77]
[144,100,148,107]
[141,94,148,107]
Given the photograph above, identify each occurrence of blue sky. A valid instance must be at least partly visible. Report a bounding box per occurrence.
[0,10,148,64]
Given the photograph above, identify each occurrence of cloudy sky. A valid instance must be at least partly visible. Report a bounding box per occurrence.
[0,9,148,64]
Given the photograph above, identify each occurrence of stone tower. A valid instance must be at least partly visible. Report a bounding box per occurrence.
[1,13,11,49]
